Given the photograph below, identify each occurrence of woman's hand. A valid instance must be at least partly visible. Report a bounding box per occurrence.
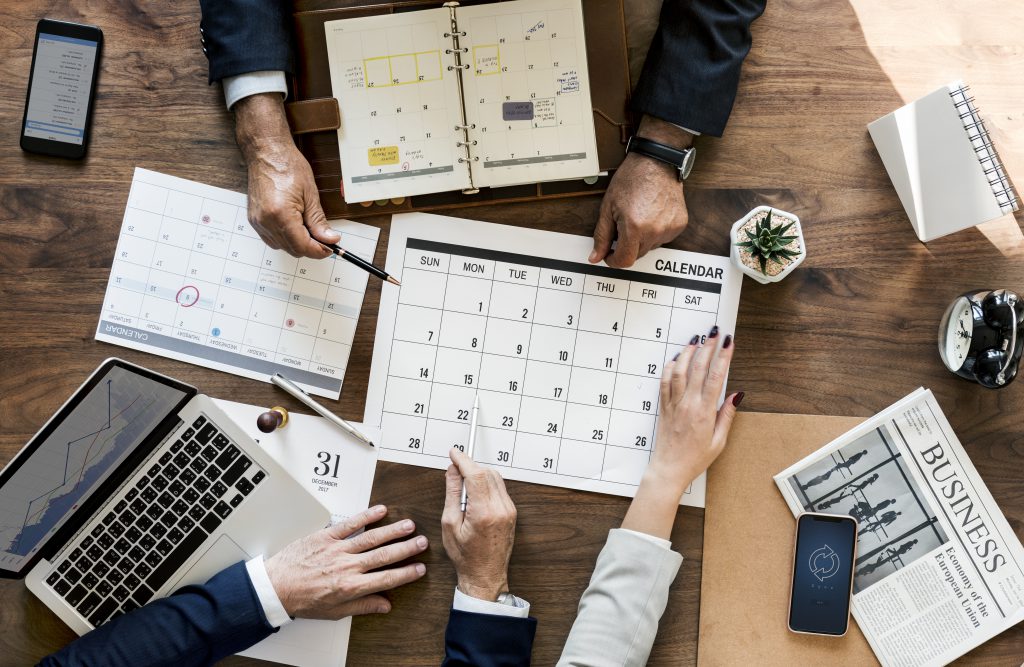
[622,328,743,539]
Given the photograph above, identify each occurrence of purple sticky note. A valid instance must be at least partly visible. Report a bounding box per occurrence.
[502,101,534,121]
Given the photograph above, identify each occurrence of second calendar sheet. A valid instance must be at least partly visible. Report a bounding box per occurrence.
[365,213,742,507]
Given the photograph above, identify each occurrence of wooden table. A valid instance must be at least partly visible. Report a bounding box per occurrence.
[1,1,1022,665]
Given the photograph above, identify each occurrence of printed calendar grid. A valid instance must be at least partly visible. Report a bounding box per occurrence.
[96,169,378,398]
[379,238,721,488]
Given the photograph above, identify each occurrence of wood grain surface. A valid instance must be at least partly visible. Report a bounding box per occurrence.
[1,1,1022,665]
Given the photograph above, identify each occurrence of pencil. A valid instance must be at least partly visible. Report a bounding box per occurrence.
[324,243,400,286]
[460,393,480,512]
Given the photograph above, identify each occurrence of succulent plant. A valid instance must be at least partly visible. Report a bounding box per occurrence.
[734,209,801,275]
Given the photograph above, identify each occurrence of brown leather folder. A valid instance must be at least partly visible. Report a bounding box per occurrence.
[289,0,632,217]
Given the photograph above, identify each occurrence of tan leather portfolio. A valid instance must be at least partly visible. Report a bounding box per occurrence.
[289,0,632,217]
[698,412,880,666]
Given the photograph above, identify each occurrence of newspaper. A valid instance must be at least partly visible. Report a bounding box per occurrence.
[774,388,1024,666]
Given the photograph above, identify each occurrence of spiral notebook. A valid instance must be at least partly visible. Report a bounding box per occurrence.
[868,81,1019,242]
[324,0,599,203]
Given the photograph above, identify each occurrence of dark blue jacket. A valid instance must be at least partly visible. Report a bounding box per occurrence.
[38,560,537,666]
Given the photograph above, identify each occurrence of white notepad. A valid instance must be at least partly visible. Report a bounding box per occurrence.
[867,81,1018,242]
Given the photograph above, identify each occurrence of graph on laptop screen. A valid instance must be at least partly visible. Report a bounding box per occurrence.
[0,366,185,571]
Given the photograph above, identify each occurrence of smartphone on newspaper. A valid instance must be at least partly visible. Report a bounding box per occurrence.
[787,512,858,636]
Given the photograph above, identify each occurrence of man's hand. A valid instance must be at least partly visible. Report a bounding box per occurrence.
[234,93,340,259]
[590,116,695,268]
[264,505,428,620]
[441,449,517,602]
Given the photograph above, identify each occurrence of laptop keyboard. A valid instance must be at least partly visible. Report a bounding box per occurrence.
[43,414,267,627]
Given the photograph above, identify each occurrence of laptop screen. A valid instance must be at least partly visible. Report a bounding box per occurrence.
[0,363,189,575]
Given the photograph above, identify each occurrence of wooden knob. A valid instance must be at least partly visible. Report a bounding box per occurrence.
[257,406,289,433]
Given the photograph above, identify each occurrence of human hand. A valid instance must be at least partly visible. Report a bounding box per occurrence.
[441,448,517,601]
[234,93,340,259]
[264,505,428,620]
[651,328,741,493]
[622,328,742,539]
[589,116,694,268]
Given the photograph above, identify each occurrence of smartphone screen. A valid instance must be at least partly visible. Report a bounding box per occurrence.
[21,20,102,158]
[788,513,858,635]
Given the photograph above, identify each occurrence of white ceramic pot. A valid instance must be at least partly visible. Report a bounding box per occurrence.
[730,205,806,284]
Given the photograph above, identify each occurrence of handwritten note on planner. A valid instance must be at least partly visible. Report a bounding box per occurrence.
[96,168,378,399]
[364,213,742,507]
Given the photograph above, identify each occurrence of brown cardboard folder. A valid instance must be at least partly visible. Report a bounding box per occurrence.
[699,412,879,666]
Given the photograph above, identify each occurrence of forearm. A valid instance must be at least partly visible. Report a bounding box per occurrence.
[233,93,294,161]
[632,0,766,136]
[621,468,690,540]
[557,531,682,667]
[38,562,274,667]
[636,115,695,150]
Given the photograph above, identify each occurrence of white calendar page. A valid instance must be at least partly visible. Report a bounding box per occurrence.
[364,213,743,507]
[325,9,471,203]
[460,0,599,187]
[95,168,379,399]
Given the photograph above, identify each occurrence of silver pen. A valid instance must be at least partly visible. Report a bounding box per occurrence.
[460,393,480,512]
[270,373,375,448]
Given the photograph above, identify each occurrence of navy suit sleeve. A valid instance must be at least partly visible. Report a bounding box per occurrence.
[37,561,275,667]
[199,0,293,82]
[632,0,767,136]
[442,609,537,667]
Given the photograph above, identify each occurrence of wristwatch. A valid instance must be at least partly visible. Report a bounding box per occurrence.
[625,135,697,181]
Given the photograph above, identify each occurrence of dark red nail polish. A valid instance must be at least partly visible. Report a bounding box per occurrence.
[709,326,719,338]
[673,352,680,361]
[732,392,745,407]
[723,335,733,349]
[689,335,700,345]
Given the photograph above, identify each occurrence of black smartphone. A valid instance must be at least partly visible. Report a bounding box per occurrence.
[787,512,858,636]
[20,19,103,159]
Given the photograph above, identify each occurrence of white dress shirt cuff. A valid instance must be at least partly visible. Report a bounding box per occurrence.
[667,122,701,137]
[453,587,531,618]
[246,555,293,628]
[619,528,672,550]
[223,70,288,110]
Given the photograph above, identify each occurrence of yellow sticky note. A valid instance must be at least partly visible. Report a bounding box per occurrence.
[368,146,399,166]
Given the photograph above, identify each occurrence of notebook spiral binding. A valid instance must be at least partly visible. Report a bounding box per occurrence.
[950,84,1019,213]
[444,2,480,193]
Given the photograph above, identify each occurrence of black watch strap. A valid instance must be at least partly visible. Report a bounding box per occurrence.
[625,135,696,181]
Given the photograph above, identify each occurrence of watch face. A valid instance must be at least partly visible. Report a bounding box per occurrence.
[680,148,696,179]
[940,297,973,371]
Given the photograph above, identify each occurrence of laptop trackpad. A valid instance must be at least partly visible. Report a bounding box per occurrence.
[168,534,253,591]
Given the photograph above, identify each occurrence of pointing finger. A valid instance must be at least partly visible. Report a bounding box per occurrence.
[669,335,700,401]
[590,198,616,264]
[704,334,735,401]
[684,326,719,400]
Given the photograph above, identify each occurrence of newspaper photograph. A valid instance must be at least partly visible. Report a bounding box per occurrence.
[775,388,1024,667]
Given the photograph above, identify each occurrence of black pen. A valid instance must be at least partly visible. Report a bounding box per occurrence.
[324,243,401,286]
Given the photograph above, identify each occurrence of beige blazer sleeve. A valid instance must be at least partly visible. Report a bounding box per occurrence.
[557,529,684,667]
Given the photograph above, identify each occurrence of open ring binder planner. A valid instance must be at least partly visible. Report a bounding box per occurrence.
[323,0,601,204]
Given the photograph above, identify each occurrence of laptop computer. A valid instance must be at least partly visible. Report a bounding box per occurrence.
[0,358,329,634]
